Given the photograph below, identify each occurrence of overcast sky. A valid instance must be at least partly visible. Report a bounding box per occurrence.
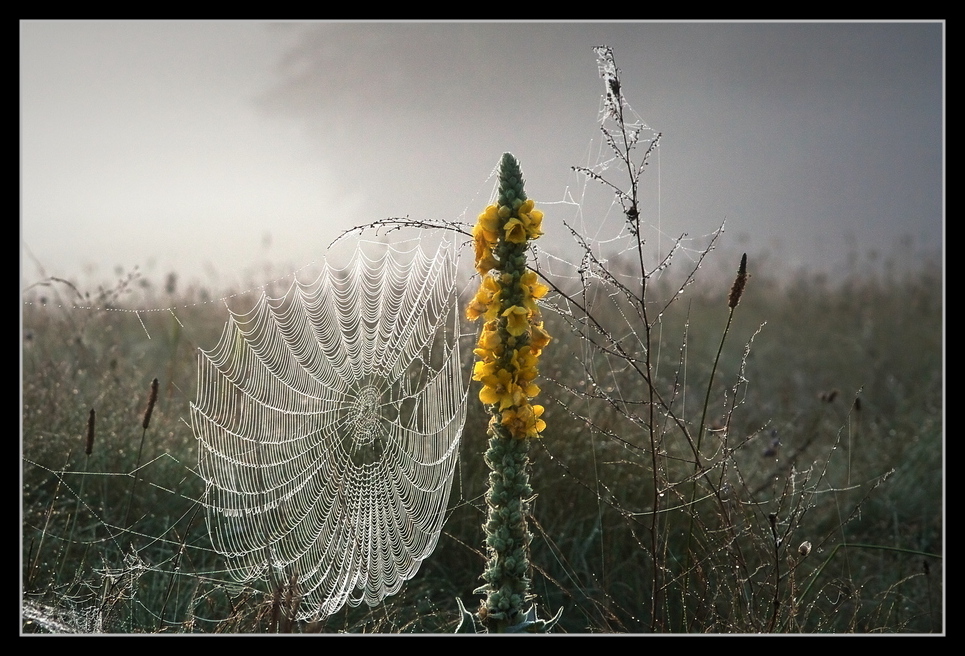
[21,21,944,292]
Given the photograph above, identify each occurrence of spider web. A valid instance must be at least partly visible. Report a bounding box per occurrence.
[189,237,467,620]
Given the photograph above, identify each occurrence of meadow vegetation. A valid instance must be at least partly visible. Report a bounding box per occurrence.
[21,238,943,635]
[21,47,942,633]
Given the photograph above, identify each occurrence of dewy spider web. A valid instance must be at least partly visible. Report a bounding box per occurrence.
[190,238,467,620]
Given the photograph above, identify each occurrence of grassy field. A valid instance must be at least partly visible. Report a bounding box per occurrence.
[21,246,943,633]
[21,46,942,633]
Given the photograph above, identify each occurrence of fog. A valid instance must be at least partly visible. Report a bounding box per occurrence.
[21,22,943,293]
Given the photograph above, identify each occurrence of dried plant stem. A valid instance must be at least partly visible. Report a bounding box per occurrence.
[766,513,781,632]
[28,454,70,589]
[59,468,90,584]
[157,500,203,631]
[57,409,97,586]
[793,542,942,624]
[680,257,745,627]
[124,379,158,530]
[123,430,148,530]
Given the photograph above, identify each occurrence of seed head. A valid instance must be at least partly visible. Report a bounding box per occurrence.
[85,408,96,456]
[142,378,159,430]
[728,253,748,309]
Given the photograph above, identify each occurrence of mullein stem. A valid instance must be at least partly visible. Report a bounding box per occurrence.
[468,153,553,632]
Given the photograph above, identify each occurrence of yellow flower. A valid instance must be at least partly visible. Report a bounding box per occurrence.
[522,381,540,400]
[467,167,550,440]
[472,225,500,275]
[466,276,502,322]
[516,199,544,240]
[511,346,540,384]
[479,368,525,411]
[503,217,528,244]
[473,359,499,382]
[520,271,548,297]
[529,322,552,353]
[525,209,543,240]
[502,305,530,337]
[478,204,502,235]
[519,271,549,314]
[466,301,485,322]
[531,404,546,435]
[500,403,546,439]
[477,321,503,351]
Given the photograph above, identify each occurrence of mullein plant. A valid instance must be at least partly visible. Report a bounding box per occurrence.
[457,153,560,633]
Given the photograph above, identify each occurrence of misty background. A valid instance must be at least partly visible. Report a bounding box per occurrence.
[20,21,943,294]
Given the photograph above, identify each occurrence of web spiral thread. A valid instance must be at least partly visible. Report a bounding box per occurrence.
[191,239,466,620]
